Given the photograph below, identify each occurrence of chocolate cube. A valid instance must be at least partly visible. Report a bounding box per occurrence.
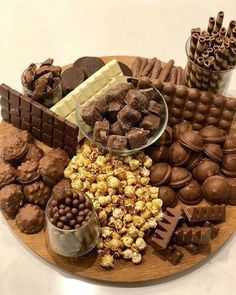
[126,128,149,149]
[107,135,127,150]
[147,100,164,116]
[91,95,108,115]
[139,88,159,101]
[81,105,103,127]
[140,114,161,135]
[125,89,148,112]
[117,105,142,126]
[106,83,133,104]
[110,121,125,135]
[93,120,110,144]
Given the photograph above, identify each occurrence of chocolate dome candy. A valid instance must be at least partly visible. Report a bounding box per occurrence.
[199,125,226,143]
[203,143,223,163]
[155,126,173,145]
[16,204,44,234]
[39,155,64,185]
[146,145,169,162]
[150,163,172,186]
[178,180,203,205]
[226,178,236,205]
[185,153,202,170]
[172,121,193,140]
[1,134,28,161]
[223,134,236,154]
[17,160,40,184]
[193,159,220,183]
[169,142,192,166]
[0,160,16,188]
[222,154,236,177]
[179,130,203,152]
[48,148,70,168]
[0,184,24,217]
[24,180,51,207]
[158,186,177,208]
[169,167,192,188]
[202,176,230,204]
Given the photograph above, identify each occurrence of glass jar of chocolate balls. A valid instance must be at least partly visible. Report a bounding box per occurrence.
[45,188,100,257]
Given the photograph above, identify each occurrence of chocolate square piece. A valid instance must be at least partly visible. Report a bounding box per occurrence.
[107,135,127,150]
[42,108,54,124]
[1,108,10,122]
[64,146,76,158]
[0,83,10,98]
[0,97,9,109]
[93,120,110,144]
[65,121,79,137]
[20,95,32,111]
[9,89,21,105]
[32,116,41,129]
[21,121,31,132]
[42,122,52,135]
[53,129,64,141]
[64,135,78,147]
[21,110,31,122]
[32,127,41,140]
[42,134,52,146]
[81,105,102,127]
[140,114,161,134]
[31,101,43,118]
[53,139,63,148]
[126,128,149,149]
[117,105,142,126]
[54,115,65,131]
[11,116,21,128]
[106,83,133,104]
[9,105,20,117]
[125,89,148,111]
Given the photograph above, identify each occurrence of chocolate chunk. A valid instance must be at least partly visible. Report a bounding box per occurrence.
[73,56,105,78]
[118,62,132,76]
[47,148,70,168]
[93,120,110,144]
[126,128,149,149]
[24,180,51,207]
[184,205,226,223]
[157,245,184,265]
[139,88,159,100]
[106,83,133,105]
[21,63,37,89]
[178,180,202,205]
[0,184,24,217]
[118,105,142,126]
[158,186,177,208]
[107,135,127,150]
[183,244,199,255]
[41,58,53,66]
[202,176,230,204]
[16,204,44,234]
[39,155,64,185]
[125,89,148,112]
[179,130,203,152]
[203,143,223,163]
[169,142,192,166]
[52,178,71,196]
[193,159,220,183]
[173,227,211,245]
[203,221,219,239]
[199,125,226,143]
[81,105,103,127]
[90,95,108,115]
[147,100,164,116]
[222,154,236,177]
[25,144,44,162]
[1,134,28,161]
[150,163,172,186]
[110,121,125,135]
[169,167,192,189]
[17,160,40,184]
[139,114,161,134]
[0,160,16,188]
[61,67,85,95]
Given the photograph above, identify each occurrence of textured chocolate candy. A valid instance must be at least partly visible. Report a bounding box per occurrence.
[147,100,164,116]
[178,180,202,205]
[125,89,148,112]
[106,83,133,104]
[203,143,223,163]
[169,167,192,188]
[126,128,149,149]
[202,175,230,204]
[172,121,193,140]
[25,144,44,162]
[222,154,236,177]
[223,134,236,154]
[110,121,124,136]
[81,105,103,127]
[139,114,161,135]
[118,105,142,126]
[73,56,105,78]
[146,145,169,162]
[0,184,24,217]
[155,126,172,146]
[24,180,51,207]
[179,130,203,152]
[52,178,71,196]
[39,155,64,185]
[193,159,220,183]
[169,142,192,166]
[118,62,132,76]
[0,160,16,188]
[93,120,110,145]
[158,186,178,208]
[90,95,108,115]
[17,160,40,184]
[47,148,70,169]
[1,134,28,161]
[150,163,172,186]
[107,135,127,150]
[199,125,226,143]
[184,205,226,223]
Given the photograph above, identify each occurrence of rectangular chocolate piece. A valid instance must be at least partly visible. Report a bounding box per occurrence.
[32,116,42,129]
[64,135,77,147]
[183,243,199,255]
[9,106,20,117]
[64,146,77,158]
[21,110,31,122]
[0,83,10,98]
[54,115,65,131]
[42,122,53,135]
[20,95,32,111]
[184,205,226,223]
[21,120,31,132]
[1,108,10,122]
[0,96,9,109]
[43,108,54,125]
[32,127,41,140]
[11,116,21,128]
[53,129,64,141]
[158,245,184,265]
[173,227,211,245]
[9,89,21,105]
[53,139,63,148]
[31,100,43,118]
[42,133,52,146]
[65,120,79,137]
[203,221,219,239]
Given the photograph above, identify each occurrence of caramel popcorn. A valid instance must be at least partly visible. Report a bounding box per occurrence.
[64,140,163,269]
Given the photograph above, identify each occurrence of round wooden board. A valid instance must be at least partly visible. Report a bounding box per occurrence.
[1,56,236,284]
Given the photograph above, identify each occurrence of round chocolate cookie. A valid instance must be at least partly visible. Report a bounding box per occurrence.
[0,184,24,217]
[24,180,51,207]
[199,125,226,143]
[47,148,70,168]
[25,144,44,162]
[0,160,16,188]
[172,121,192,140]
[73,56,105,78]
[52,178,71,196]
[158,186,177,208]
[203,143,223,163]
[155,126,172,146]
[39,155,64,185]
[169,142,192,166]
[178,180,202,205]
[61,67,85,95]
[179,130,203,152]
[1,134,28,161]
[223,134,236,154]
[16,204,45,234]
[17,160,40,184]
[150,163,172,186]
[118,62,132,76]
[193,159,220,183]
[185,153,202,171]
[169,167,192,188]
[146,145,169,162]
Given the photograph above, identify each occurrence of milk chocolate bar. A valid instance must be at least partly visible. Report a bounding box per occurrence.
[184,205,226,223]
[158,245,184,265]
[203,221,219,239]
[173,227,212,245]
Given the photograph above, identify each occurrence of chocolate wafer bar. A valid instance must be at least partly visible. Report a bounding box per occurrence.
[150,208,182,250]
[173,227,211,245]
[184,205,226,223]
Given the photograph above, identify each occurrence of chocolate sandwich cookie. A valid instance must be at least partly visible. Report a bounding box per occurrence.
[24,180,51,207]
[16,204,45,234]
[193,159,220,183]
[179,130,203,152]
[223,134,236,154]
[73,56,105,78]
[226,178,236,205]
[1,134,28,161]
[61,67,85,95]
[158,186,178,208]
[0,184,24,218]
[169,142,192,166]
[47,148,70,169]
[150,163,172,186]
[199,125,226,143]
[172,121,193,140]
[169,167,192,189]
[0,160,16,188]
[154,126,172,146]
[146,145,169,163]
[39,155,64,185]
[222,154,236,177]
[178,180,203,205]
[203,143,223,163]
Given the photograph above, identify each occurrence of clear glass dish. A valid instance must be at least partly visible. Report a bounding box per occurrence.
[76,76,168,156]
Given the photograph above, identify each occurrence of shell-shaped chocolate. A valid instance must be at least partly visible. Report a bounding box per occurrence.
[199,125,226,143]
[179,130,203,152]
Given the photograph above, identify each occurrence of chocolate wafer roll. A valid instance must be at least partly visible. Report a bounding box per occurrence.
[202,52,209,59]
[176,67,183,85]
[215,37,223,45]
[194,36,206,59]
[207,17,215,34]
[142,57,156,77]
[213,46,225,71]
[189,33,200,59]
[150,59,162,79]
[214,11,224,32]
[227,20,236,38]
[201,31,210,37]
[207,47,214,55]
[222,43,230,70]
[131,57,142,77]
[212,30,219,39]
[191,27,201,35]
[229,37,235,48]
[219,27,226,38]
[228,48,236,66]
[169,67,178,83]
[202,59,211,90]
[159,59,175,81]
[231,27,236,38]
[139,58,148,77]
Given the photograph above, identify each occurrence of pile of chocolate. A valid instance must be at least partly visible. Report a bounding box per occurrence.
[0,129,70,234]
[146,122,236,206]
[148,205,225,265]
[81,82,164,150]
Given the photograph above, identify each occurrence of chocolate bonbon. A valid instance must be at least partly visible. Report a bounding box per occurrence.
[169,167,192,188]
[1,134,28,161]
[24,180,51,207]
[39,155,64,185]
[169,142,192,166]
[25,144,44,162]
[47,148,70,169]
[52,178,71,196]
[158,186,178,208]
[178,180,203,205]
[184,205,226,223]
[150,163,172,186]
[193,159,220,183]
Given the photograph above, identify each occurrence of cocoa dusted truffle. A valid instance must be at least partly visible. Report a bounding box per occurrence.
[169,167,192,188]
[93,120,110,145]
[199,125,226,143]
[193,159,220,183]
[178,180,202,205]
[203,143,223,163]
[25,144,44,162]
[150,163,172,186]
[159,186,178,208]
[223,134,236,154]
[47,148,70,168]
[202,176,230,204]
[81,105,103,127]
[0,160,16,188]
[17,160,40,184]
[169,142,192,166]
[145,145,169,162]
[52,178,71,196]
[155,126,172,146]
[126,128,149,149]
[16,204,44,234]
[0,184,24,217]
[140,114,161,135]
[172,121,193,140]
[125,89,148,112]
[1,134,28,161]
[24,180,51,207]
[179,130,203,152]
[39,155,64,185]
[107,135,127,150]
[226,178,236,205]
[222,154,236,177]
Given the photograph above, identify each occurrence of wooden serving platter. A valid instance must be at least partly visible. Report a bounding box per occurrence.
[1,56,236,284]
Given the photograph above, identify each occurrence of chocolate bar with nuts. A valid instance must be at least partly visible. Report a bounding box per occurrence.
[183,205,226,223]
[173,227,212,245]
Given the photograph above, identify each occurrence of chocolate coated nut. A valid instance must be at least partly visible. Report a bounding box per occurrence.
[202,176,230,204]
[169,142,192,166]
[178,180,202,205]
[25,144,44,162]
[199,125,226,143]
[93,120,110,145]
[39,155,64,185]
[126,128,149,149]
[0,184,24,217]
[0,160,16,188]
[193,159,220,183]
[179,130,203,152]
[81,105,103,127]
[169,167,192,188]
[107,135,127,150]
[150,163,172,186]
[159,186,177,208]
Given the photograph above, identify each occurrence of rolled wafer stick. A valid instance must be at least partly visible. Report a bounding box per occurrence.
[229,37,235,48]
[202,59,211,90]
[142,57,156,77]
[159,59,175,81]
[215,37,223,45]
[131,57,142,77]
[212,30,219,38]
[207,17,215,34]
[219,27,226,38]
[194,36,206,59]
[150,59,162,79]
[202,52,209,59]
[191,27,201,35]
[189,33,199,59]
[214,11,224,32]
[176,67,183,85]
[228,47,236,66]
[207,47,214,55]
[213,46,225,70]
[168,67,178,83]
[222,43,230,70]
[139,58,148,76]
[201,31,210,37]
[231,27,236,38]
[227,20,236,38]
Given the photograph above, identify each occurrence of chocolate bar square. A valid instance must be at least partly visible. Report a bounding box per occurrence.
[64,135,78,147]
[1,108,10,122]
[0,97,9,109]
[9,89,21,106]
[42,122,52,135]
[42,108,54,125]
[11,116,21,128]
[0,83,10,98]
[53,139,63,148]
[42,133,52,147]
[31,101,43,118]
[64,146,76,158]
[54,115,65,131]
[20,95,32,111]
[32,116,41,129]
[32,127,41,140]
[21,120,31,132]
[21,110,31,123]
[9,106,20,117]
[65,120,79,137]
[53,129,64,141]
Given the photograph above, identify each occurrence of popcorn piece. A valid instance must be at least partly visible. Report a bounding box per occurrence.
[121,235,134,248]
[107,176,120,189]
[131,252,142,265]
[100,254,114,269]
[127,225,139,238]
[148,217,157,229]
[112,208,124,219]
[134,200,145,212]
[101,226,112,238]
[108,239,123,252]
[122,249,133,260]
[124,185,136,197]
[98,195,111,206]
[133,216,145,228]
[135,238,146,251]
[124,213,132,223]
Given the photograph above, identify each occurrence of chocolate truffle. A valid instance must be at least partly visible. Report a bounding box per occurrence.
[39,155,64,185]
[158,186,178,208]
[155,126,172,146]
[126,128,149,149]
[223,134,236,154]
[0,184,24,217]
[25,144,44,162]
[226,178,236,205]
[203,143,223,163]
[172,121,193,140]
[16,204,44,234]
[145,145,169,162]
[93,120,110,145]
[17,160,40,184]
[24,180,51,207]
[199,125,226,143]
[1,134,28,161]
[118,105,142,126]
[222,154,236,177]
[193,159,220,183]
[169,142,192,166]
[0,160,16,188]
[179,130,203,152]
[47,148,70,168]
[178,180,202,205]
[169,167,192,188]
[125,89,148,112]
[81,105,103,127]
[202,176,230,204]
[150,163,172,186]
[139,114,161,135]
[107,135,127,150]
[52,178,71,196]
[185,153,202,170]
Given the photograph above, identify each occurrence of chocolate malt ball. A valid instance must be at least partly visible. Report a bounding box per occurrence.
[24,180,51,207]
[39,155,64,185]
[0,184,24,217]
[0,160,16,188]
